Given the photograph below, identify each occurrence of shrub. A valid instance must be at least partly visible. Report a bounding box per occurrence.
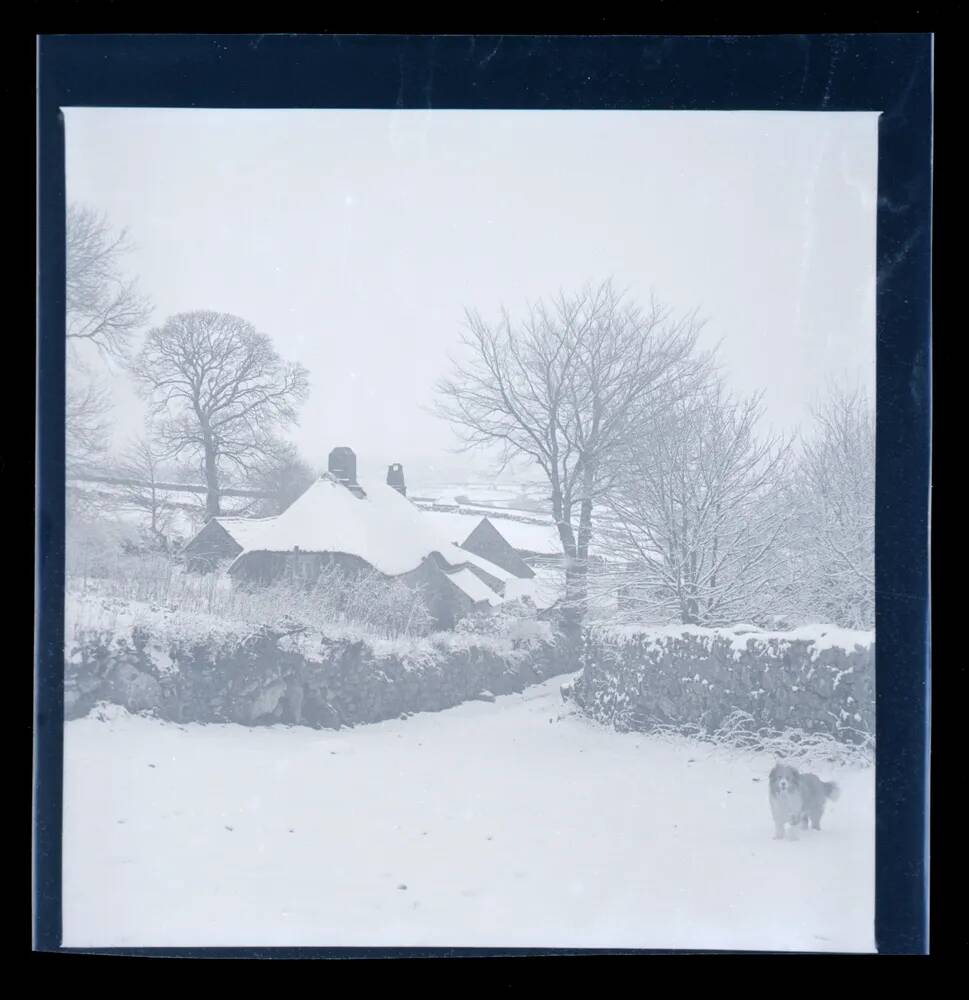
[566,623,874,749]
[67,550,439,640]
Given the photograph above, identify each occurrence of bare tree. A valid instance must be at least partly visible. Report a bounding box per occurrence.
[66,375,113,472]
[66,204,152,361]
[789,383,875,628]
[246,440,317,515]
[130,311,310,517]
[65,205,152,482]
[112,435,176,548]
[436,280,707,612]
[601,380,794,626]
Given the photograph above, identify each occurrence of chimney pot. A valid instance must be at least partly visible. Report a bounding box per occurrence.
[387,463,406,496]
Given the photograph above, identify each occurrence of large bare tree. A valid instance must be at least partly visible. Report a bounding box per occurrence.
[601,380,794,626]
[130,311,310,517]
[436,280,707,611]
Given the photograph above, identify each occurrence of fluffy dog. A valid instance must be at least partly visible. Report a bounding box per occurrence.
[768,762,840,840]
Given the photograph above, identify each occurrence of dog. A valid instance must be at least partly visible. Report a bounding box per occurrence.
[768,762,840,840]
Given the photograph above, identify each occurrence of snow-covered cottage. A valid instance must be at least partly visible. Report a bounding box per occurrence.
[185,448,538,629]
[182,515,280,571]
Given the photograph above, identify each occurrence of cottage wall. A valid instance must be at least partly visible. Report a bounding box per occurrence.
[399,558,476,630]
[183,520,243,572]
[228,548,475,630]
[230,550,373,588]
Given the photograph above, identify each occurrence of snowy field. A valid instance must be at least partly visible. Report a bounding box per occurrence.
[62,677,874,952]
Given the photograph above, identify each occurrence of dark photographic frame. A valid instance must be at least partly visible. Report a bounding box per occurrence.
[35,33,931,957]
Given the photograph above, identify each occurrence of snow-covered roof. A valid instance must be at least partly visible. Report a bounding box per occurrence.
[503,568,567,611]
[446,568,503,606]
[213,515,279,550]
[419,508,563,556]
[419,506,633,563]
[449,547,515,584]
[229,474,515,582]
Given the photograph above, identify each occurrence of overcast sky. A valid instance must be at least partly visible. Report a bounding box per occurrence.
[64,108,877,485]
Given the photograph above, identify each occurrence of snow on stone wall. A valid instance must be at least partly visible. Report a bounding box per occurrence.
[565,623,874,745]
[64,602,577,728]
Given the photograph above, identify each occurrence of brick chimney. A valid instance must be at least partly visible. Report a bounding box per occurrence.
[328,447,358,486]
[386,463,406,496]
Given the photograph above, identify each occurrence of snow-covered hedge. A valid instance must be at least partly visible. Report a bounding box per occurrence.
[64,597,575,727]
[564,623,874,745]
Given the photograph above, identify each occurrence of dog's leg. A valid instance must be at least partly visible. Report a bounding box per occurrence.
[771,800,788,840]
[810,808,823,831]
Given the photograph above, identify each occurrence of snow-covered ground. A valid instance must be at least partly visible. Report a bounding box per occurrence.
[62,677,874,952]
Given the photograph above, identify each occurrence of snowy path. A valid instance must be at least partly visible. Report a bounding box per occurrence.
[62,677,874,952]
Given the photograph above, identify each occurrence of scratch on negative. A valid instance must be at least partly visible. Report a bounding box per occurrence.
[878,226,926,288]
[479,37,504,69]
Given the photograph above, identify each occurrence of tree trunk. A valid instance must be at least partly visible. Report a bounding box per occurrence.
[571,498,593,619]
[687,551,699,623]
[551,487,576,558]
[577,499,593,560]
[557,522,586,617]
[551,488,585,627]
[204,440,221,518]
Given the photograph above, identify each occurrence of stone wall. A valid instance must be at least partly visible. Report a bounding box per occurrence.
[64,618,577,728]
[563,624,874,744]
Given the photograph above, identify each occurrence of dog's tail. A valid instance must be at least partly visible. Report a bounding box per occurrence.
[824,781,840,802]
